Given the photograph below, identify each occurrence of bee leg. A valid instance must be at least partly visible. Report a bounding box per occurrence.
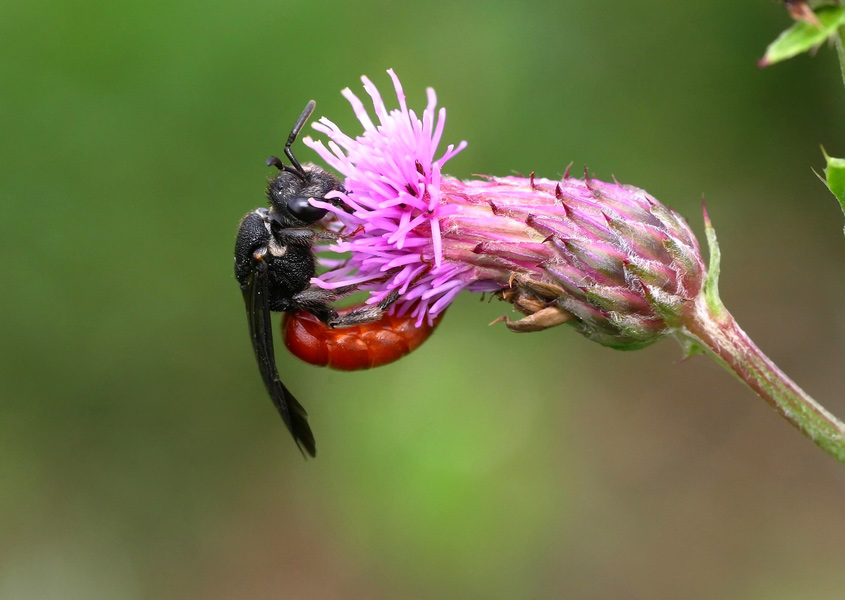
[328,290,400,328]
[289,288,339,324]
[312,224,361,243]
[312,230,344,243]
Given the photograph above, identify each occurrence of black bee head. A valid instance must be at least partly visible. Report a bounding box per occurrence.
[265,163,345,226]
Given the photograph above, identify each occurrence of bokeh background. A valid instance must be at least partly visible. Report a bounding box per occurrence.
[3,1,845,598]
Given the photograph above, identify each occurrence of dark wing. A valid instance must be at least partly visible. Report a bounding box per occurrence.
[242,259,316,457]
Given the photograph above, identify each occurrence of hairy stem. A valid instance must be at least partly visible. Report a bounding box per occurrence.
[679,297,845,465]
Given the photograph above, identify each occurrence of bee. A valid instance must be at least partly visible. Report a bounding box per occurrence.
[234,101,396,457]
[282,306,444,371]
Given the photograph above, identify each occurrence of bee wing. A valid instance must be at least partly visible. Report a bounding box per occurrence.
[242,260,316,457]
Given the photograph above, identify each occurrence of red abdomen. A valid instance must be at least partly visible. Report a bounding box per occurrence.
[282,308,443,370]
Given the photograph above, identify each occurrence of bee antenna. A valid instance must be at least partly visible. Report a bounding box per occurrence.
[284,100,316,178]
[266,155,307,181]
[266,155,286,170]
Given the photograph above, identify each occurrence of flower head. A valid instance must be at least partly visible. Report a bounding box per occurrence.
[304,70,482,327]
[295,71,845,468]
[305,71,707,349]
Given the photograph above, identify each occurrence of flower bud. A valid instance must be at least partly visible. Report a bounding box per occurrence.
[439,173,706,349]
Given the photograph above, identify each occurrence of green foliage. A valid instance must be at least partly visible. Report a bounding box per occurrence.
[702,207,725,319]
[759,4,845,67]
[821,148,845,227]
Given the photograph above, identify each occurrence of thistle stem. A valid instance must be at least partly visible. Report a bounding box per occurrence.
[679,297,845,465]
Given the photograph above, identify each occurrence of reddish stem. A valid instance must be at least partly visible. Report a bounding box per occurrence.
[680,298,845,465]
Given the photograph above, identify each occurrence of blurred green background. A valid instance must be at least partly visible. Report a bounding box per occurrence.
[3,1,845,598]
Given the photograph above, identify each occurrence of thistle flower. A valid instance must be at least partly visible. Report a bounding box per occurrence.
[303,70,845,464]
[304,70,703,350]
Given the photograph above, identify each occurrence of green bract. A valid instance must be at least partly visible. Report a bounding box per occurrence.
[759,4,845,67]
[821,148,845,226]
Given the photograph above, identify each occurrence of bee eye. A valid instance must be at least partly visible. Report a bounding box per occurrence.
[287,196,328,223]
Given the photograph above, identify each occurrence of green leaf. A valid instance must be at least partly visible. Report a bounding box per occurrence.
[759,5,845,67]
[701,205,726,319]
[821,148,845,224]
